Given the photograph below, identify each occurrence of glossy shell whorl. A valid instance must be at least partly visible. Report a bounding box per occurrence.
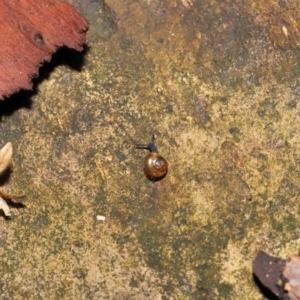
[136,135,168,180]
[144,152,168,179]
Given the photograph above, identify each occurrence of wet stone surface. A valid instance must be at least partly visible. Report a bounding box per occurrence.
[1,0,300,299]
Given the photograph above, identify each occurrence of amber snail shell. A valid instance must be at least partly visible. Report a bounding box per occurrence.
[136,135,168,180]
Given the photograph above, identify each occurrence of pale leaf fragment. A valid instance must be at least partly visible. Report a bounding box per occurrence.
[0,190,25,200]
[0,196,11,216]
[0,142,12,174]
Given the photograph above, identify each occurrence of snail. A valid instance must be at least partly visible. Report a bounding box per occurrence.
[136,134,168,181]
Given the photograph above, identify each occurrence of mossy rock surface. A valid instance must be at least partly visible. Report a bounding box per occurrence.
[1,0,300,299]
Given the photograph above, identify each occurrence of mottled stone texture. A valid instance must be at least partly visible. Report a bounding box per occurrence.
[2,0,300,299]
[0,0,89,99]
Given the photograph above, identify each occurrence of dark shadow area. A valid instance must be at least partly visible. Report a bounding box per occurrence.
[0,167,12,186]
[0,45,89,119]
[38,45,89,80]
[5,199,26,210]
[0,90,35,119]
[253,275,279,300]
[1,211,11,220]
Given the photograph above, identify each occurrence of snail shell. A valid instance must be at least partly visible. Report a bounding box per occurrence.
[136,134,168,181]
[144,152,168,179]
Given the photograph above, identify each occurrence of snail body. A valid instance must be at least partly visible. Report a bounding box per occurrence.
[136,135,168,180]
